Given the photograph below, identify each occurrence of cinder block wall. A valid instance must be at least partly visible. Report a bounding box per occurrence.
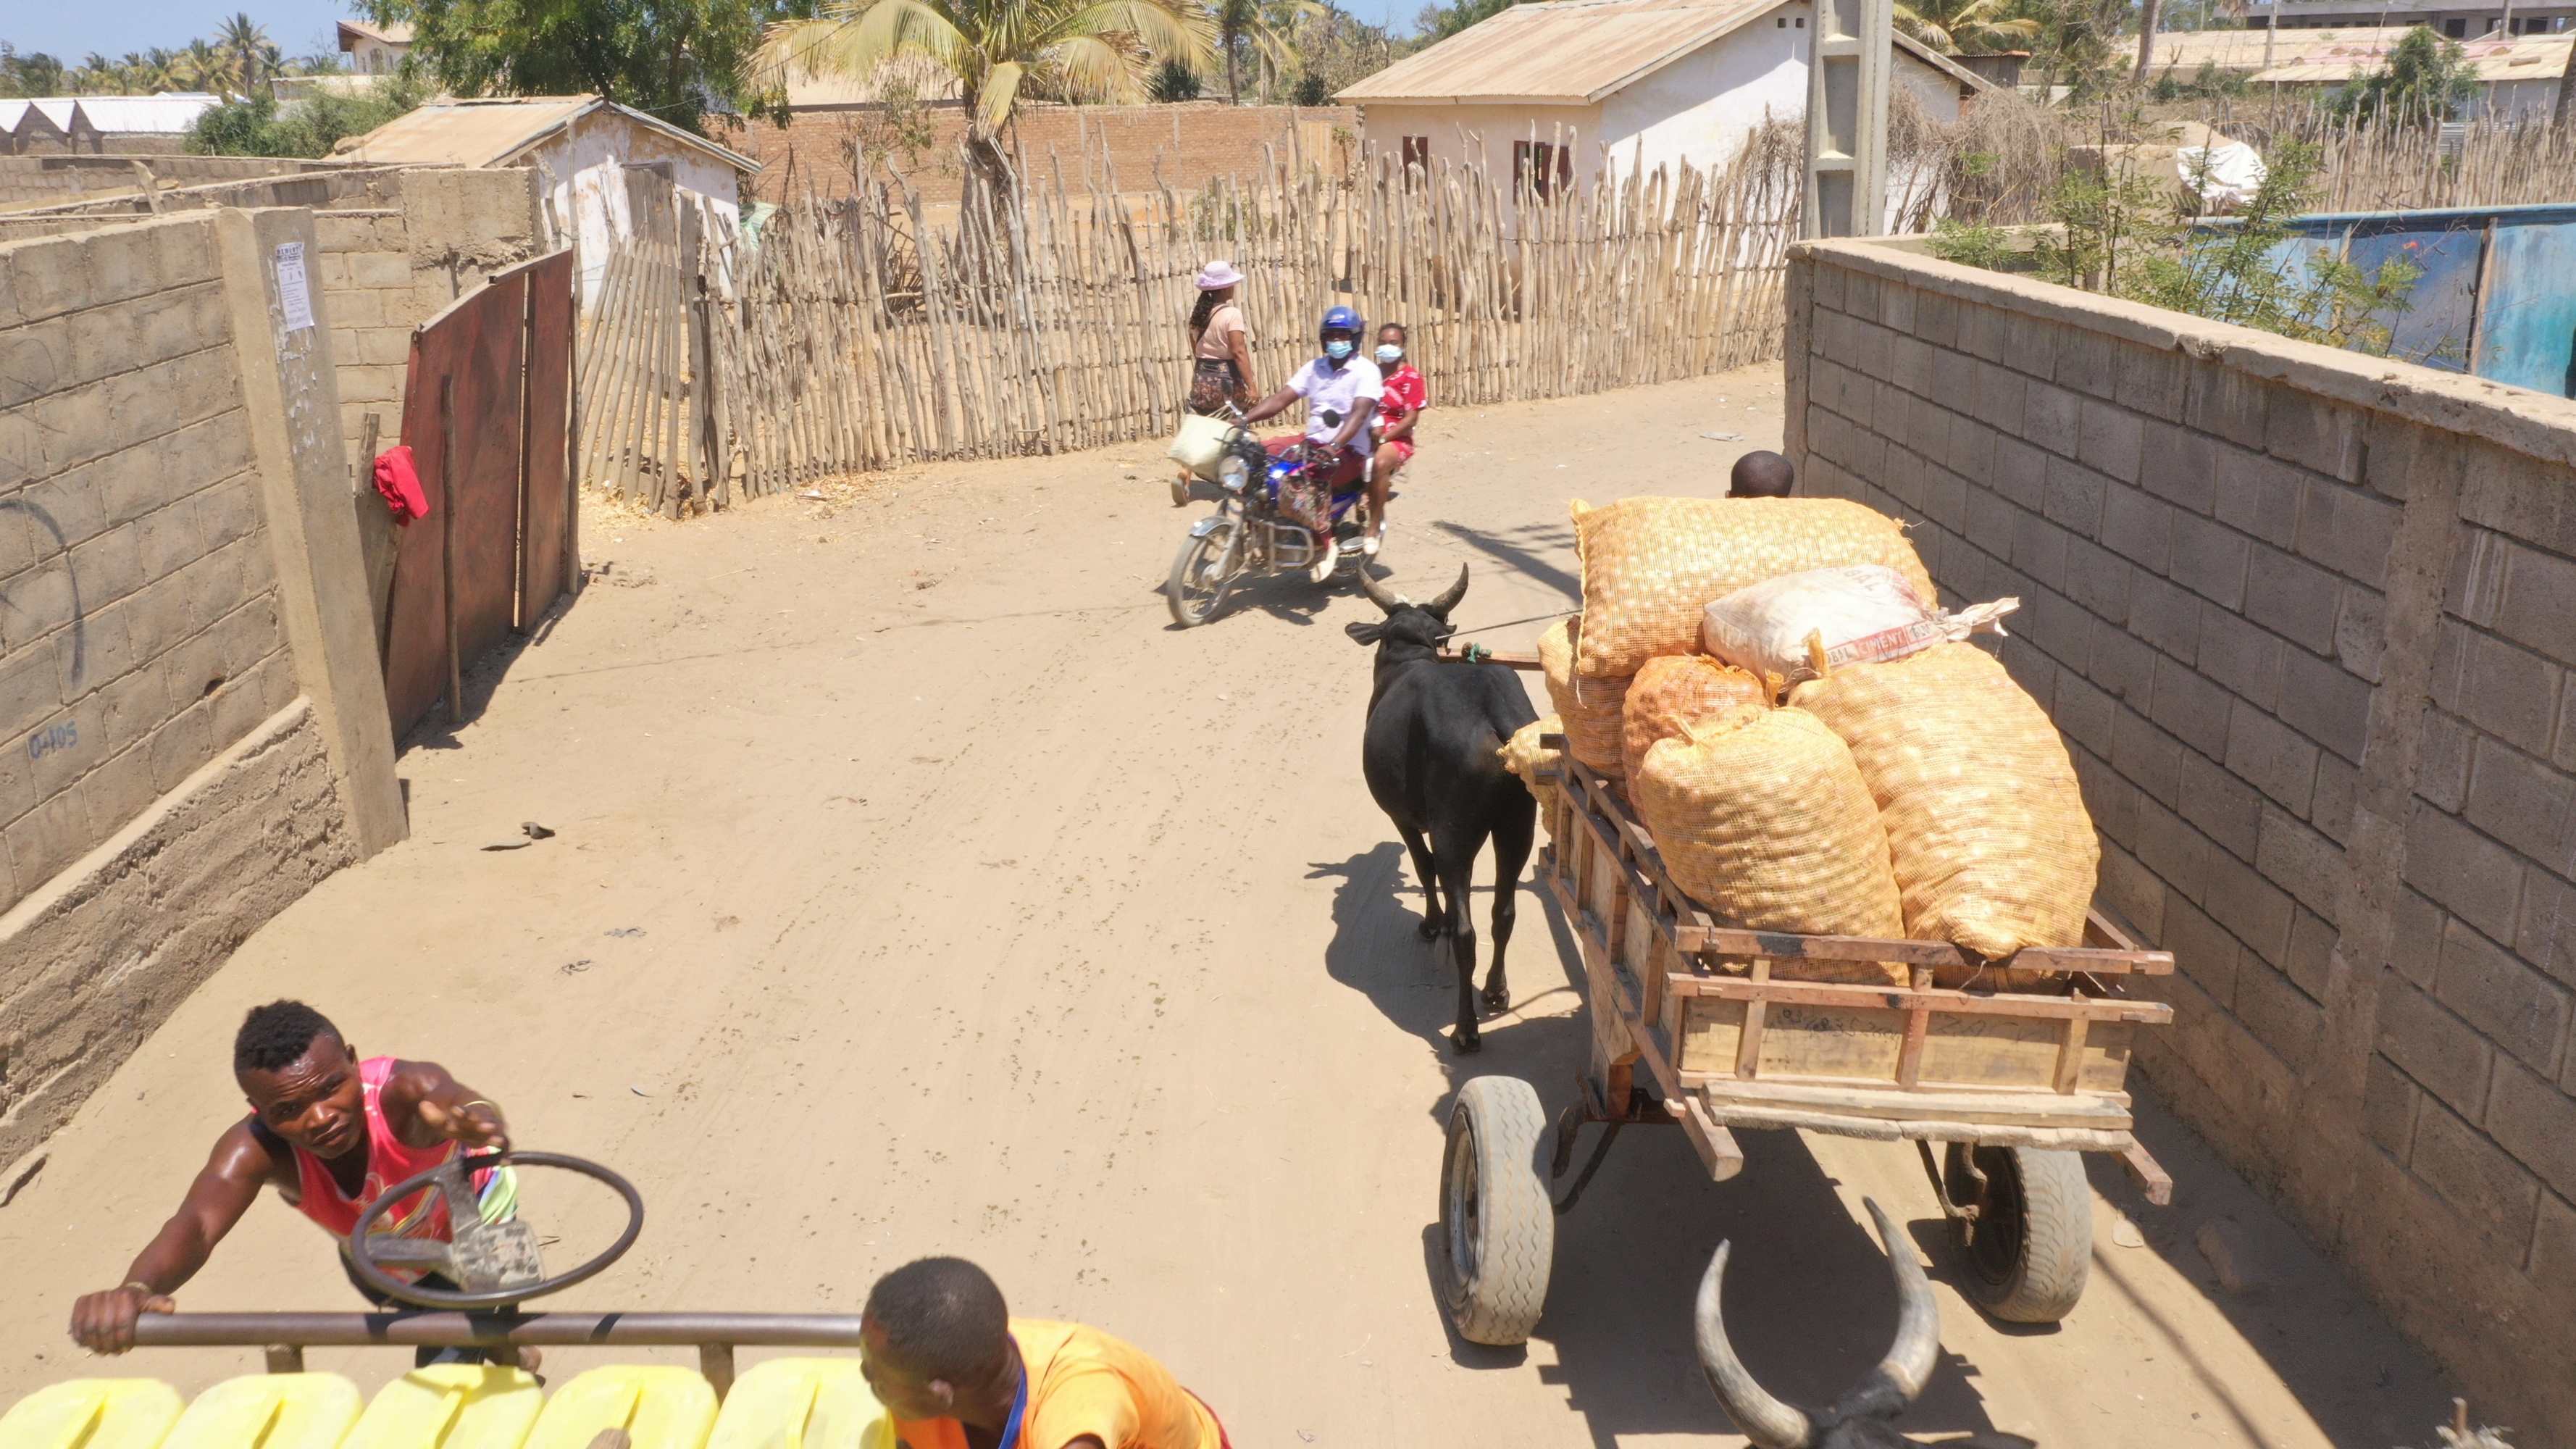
[1785,238,2576,1440]
[0,216,300,902]
[0,209,402,1172]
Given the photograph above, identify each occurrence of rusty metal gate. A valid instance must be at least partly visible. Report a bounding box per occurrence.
[385,249,578,736]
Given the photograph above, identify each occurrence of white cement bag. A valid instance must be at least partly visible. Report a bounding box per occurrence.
[1702,565,2019,687]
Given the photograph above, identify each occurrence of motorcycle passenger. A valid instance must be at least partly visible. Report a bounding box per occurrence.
[1238,305,1379,576]
[1365,322,1423,559]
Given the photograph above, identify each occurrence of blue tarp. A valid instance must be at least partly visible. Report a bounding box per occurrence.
[2248,204,2576,396]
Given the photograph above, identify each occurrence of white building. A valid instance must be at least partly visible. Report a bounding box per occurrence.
[336,19,416,75]
[338,95,758,300]
[1337,0,1997,201]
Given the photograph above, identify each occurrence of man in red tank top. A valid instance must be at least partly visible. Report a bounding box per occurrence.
[70,1001,519,1366]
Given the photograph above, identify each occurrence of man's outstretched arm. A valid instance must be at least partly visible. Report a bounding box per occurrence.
[70,1124,273,1354]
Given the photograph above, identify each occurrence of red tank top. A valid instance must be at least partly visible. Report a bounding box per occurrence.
[263,1056,467,1245]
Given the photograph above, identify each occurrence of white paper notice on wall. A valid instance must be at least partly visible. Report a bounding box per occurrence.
[273,241,314,333]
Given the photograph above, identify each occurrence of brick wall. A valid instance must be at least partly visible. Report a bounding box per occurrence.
[1785,236,2576,1440]
[0,215,298,908]
[719,101,1357,203]
[0,154,344,208]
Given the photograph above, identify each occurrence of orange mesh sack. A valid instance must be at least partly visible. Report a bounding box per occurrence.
[1572,497,1936,682]
[1622,655,1768,782]
[1791,642,2098,966]
[1634,706,1907,985]
[1499,715,1563,796]
[1539,617,1630,774]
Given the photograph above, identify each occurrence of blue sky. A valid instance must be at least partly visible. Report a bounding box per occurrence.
[7,0,355,63]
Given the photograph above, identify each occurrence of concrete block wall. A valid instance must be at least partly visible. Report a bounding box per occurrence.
[0,155,343,209]
[1785,237,2576,1440]
[0,214,298,908]
[0,206,403,1172]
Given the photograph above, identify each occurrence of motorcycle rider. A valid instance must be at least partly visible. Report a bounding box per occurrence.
[1238,305,1379,577]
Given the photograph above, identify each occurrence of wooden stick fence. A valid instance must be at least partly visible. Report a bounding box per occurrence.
[576,128,1805,510]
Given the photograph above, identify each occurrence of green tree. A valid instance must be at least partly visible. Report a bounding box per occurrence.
[1413,0,1516,40]
[362,0,808,133]
[1895,0,2039,52]
[188,70,428,156]
[2330,25,2477,122]
[748,0,1211,181]
[1148,56,1202,99]
[215,13,281,98]
[0,46,70,96]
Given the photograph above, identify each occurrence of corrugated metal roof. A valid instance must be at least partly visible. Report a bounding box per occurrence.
[74,94,221,133]
[1337,0,1779,104]
[2138,25,2417,72]
[0,102,30,133]
[340,95,759,172]
[2249,30,2572,83]
[30,99,79,131]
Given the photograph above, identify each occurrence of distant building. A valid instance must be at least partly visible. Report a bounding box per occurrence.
[337,18,415,75]
[340,94,758,297]
[2246,29,2575,110]
[1336,0,2002,209]
[2247,0,2568,36]
[0,93,220,155]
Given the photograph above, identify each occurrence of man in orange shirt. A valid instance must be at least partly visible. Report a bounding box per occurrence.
[860,1258,1229,1449]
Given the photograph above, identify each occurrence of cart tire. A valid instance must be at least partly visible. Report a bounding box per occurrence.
[1942,1142,2092,1324]
[1439,1076,1555,1345]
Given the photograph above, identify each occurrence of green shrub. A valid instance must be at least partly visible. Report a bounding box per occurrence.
[186,72,425,157]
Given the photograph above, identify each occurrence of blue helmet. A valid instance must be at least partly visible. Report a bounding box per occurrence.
[1318,305,1365,343]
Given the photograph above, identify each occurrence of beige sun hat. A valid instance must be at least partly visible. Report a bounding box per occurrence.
[1194,260,1245,290]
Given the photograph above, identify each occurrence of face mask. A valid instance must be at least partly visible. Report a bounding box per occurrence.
[1376,345,1403,364]
[1325,339,1355,361]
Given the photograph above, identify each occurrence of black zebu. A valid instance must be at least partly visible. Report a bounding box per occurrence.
[1345,565,1538,1052]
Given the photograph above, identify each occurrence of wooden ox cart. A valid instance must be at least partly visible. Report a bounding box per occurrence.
[1434,739,2177,1346]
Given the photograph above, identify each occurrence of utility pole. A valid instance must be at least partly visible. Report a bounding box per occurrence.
[1803,0,1893,238]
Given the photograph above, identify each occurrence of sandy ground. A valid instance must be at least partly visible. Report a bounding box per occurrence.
[0,364,2462,1448]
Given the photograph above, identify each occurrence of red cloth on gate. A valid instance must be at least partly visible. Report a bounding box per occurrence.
[373,445,429,525]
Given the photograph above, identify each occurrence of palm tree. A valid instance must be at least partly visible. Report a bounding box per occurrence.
[1208,0,1305,103]
[750,0,1213,185]
[179,40,230,96]
[1893,0,2038,53]
[74,53,123,93]
[214,13,277,98]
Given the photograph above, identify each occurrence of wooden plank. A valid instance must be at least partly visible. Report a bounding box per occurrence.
[1688,1098,2136,1151]
[1667,1094,1747,1182]
[1687,1077,2133,1124]
[1667,974,2173,1025]
[2121,1140,2175,1206]
[2009,945,2175,975]
[1732,956,1769,1080]
[2053,1014,2091,1095]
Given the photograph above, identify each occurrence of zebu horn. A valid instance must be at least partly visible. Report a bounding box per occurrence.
[1859,1195,1941,1406]
[1425,564,1471,619]
[1358,567,1405,614]
[1694,1241,1815,1449]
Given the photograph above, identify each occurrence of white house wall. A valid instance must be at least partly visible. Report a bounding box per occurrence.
[1599,3,1811,175]
[546,115,746,306]
[1355,101,1608,191]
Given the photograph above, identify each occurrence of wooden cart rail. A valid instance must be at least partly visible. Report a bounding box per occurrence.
[1534,749,2175,1204]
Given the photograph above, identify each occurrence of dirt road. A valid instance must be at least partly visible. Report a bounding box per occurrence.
[0,366,2457,1446]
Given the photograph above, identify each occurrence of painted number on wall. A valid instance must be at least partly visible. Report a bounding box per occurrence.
[27,720,77,760]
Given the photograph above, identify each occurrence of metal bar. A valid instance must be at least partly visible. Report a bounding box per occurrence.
[135,1312,868,1350]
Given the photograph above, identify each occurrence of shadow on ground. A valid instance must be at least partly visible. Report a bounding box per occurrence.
[1313,837,2021,1448]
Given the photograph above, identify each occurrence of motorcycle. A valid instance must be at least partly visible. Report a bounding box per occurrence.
[1165,415,1369,628]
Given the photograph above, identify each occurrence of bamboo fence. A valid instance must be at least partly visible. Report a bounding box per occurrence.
[575,128,1805,513]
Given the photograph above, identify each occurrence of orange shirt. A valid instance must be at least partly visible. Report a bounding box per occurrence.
[893,1319,1224,1449]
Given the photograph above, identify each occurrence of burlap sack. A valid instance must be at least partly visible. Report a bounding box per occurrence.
[1634,706,1907,985]
[1791,642,2097,972]
[1622,655,1767,782]
[1573,497,1936,682]
[1540,617,1629,774]
[1500,715,1563,796]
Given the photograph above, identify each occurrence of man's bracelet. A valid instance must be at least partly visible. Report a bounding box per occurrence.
[121,1281,156,1296]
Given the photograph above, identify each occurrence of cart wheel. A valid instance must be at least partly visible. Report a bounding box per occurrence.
[1439,1076,1555,1345]
[1942,1143,2091,1324]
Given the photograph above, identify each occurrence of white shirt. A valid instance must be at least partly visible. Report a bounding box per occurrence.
[1287,355,1384,454]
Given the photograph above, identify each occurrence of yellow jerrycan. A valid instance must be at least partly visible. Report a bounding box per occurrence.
[707,1361,892,1449]
[0,1379,185,1449]
[522,1369,714,1449]
[162,1374,361,1449]
[343,1367,543,1449]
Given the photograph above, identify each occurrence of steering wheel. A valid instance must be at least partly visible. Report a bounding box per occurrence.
[346,1151,644,1310]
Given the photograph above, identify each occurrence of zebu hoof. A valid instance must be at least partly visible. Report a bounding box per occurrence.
[1450,1029,1483,1054]
[1417,918,1442,942]
[1481,983,1511,1011]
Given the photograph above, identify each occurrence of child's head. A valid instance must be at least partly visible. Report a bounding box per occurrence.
[1728,450,1794,498]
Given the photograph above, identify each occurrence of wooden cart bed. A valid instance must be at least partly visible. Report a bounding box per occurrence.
[1534,748,2177,1203]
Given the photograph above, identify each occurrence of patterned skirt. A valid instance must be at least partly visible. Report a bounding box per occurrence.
[1187,358,1250,416]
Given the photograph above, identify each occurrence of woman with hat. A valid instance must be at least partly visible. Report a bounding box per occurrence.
[1185,261,1257,419]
